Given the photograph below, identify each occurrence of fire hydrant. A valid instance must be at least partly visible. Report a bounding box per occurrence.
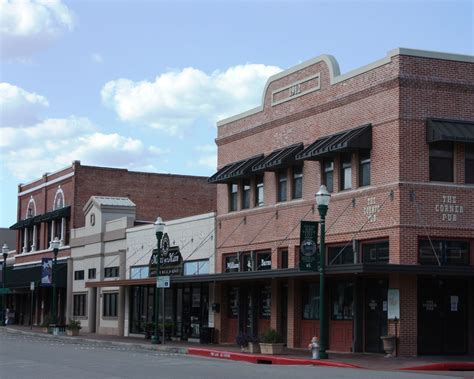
[308,336,320,360]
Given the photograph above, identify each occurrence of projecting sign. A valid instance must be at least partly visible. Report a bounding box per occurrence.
[156,276,171,288]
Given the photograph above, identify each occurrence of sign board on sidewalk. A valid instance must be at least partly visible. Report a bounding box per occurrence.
[156,276,171,288]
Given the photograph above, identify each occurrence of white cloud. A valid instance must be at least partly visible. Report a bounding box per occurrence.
[0,82,49,126]
[101,63,282,135]
[187,144,217,171]
[0,83,168,180]
[0,0,75,59]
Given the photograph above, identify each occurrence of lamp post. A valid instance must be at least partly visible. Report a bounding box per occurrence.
[50,237,61,325]
[316,185,331,359]
[151,217,165,345]
[2,243,9,326]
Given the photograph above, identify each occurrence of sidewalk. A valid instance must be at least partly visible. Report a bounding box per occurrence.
[5,325,474,372]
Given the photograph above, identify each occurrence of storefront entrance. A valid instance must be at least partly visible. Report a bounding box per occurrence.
[418,278,468,355]
[364,279,387,353]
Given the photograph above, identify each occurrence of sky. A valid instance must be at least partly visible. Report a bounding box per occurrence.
[0,0,473,227]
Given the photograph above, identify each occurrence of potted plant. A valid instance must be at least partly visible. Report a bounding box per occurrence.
[380,335,397,357]
[259,329,284,355]
[66,319,82,336]
[236,332,260,353]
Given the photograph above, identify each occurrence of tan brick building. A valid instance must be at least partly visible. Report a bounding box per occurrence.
[209,48,474,356]
[6,161,216,325]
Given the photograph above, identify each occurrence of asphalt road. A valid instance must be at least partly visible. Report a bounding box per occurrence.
[0,329,466,379]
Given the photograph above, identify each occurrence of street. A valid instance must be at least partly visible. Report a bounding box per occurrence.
[0,329,467,379]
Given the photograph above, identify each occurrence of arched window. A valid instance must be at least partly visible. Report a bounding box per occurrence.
[26,196,37,218]
[53,186,65,210]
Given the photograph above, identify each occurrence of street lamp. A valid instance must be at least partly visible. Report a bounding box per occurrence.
[2,243,9,326]
[151,217,165,345]
[316,185,331,359]
[50,237,61,325]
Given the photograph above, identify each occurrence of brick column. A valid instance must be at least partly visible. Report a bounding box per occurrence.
[398,275,417,356]
[287,278,300,348]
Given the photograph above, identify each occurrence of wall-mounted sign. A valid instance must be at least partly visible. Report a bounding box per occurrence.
[450,295,459,312]
[363,197,380,223]
[435,195,464,222]
[387,289,400,319]
[299,221,319,271]
[422,300,437,311]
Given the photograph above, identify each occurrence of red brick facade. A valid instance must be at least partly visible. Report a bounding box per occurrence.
[213,49,474,356]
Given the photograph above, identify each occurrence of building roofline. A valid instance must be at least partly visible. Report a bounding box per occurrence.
[217,48,474,127]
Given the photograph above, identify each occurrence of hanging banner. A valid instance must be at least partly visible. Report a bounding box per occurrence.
[299,221,319,271]
[40,258,53,287]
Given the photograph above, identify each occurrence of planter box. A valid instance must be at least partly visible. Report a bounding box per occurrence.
[243,342,261,354]
[259,343,285,355]
[67,329,79,336]
[381,335,397,357]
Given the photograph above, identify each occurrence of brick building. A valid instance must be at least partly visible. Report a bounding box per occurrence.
[209,48,474,356]
[6,161,216,325]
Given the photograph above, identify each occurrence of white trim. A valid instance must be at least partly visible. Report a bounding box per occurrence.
[19,163,74,187]
[271,73,321,106]
[15,245,70,258]
[13,256,68,267]
[217,48,474,127]
[18,172,74,196]
[53,186,65,210]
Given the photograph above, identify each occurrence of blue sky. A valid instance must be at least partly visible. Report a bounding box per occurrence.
[0,0,473,227]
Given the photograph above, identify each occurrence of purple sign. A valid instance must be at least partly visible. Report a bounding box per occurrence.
[41,258,53,287]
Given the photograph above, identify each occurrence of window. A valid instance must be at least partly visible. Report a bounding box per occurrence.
[229,183,238,212]
[331,282,354,320]
[242,252,253,271]
[225,255,239,273]
[277,170,287,202]
[256,251,272,270]
[242,180,251,209]
[359,150,371,187]
[74,270,84,280]
[104,266,119,278]
[184,259,209,275]
[323,160,334,193]
[429,142,453,182]
[328,245,355,265]
[88,268,96,279]
[419,240,469,265]
[362,241,389,263]
[255,175,264,207]
[340,153,352,190]
[466,145,474,184]
[292,165,303,199]
[279,249,288,269]
[130,266,149,279]
[259,286,271,319]
[73,294,86,317]
[302,283,320,320]
[103,292,118,317]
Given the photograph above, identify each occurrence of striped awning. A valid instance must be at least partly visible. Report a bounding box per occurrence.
[208,155,264,184]
[296,124,372,161]
[252,143,304,172]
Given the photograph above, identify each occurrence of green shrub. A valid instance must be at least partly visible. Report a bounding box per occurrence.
[67,319,82,330]
[260,329,283,344]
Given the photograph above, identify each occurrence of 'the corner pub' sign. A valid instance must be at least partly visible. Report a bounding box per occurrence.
[149,233,183,276]
[299,221,319,271]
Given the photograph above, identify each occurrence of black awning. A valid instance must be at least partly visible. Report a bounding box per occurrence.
[10,206,71,230]
[208,155,264,183]
[6,262,68,289]
[427,119,474,144]
[296,124,372,161]
[252,143,304,172]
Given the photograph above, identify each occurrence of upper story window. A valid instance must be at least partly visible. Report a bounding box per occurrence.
[130,265,148,279]
[256,251,272,270]
[184,259,209,275]
[429,142,453,182]
[229,183,238,212]
[225,254,239,273]
[104,266,119,278]
[53,186,65,210]
[292,165,303,199]
[359,150,371,187]
[362,241,389,263]
[340,153,352,190]
[466,144,474,184]
[88,268,96,279]
[323,160,334,193]
[255,175,264,207]
[242,179,251,209]
[74,270,84,280]
[277,169,287,202]
[328,245,355,265]
[419,239,469,266]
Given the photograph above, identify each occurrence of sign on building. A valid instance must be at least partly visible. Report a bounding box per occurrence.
[299,221,319,271]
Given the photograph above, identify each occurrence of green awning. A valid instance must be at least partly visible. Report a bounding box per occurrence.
[10,206,71,230]
[427,119,474,144]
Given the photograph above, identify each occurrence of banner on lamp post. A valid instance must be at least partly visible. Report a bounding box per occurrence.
[40,258,53,287]
[299,221,319,271]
